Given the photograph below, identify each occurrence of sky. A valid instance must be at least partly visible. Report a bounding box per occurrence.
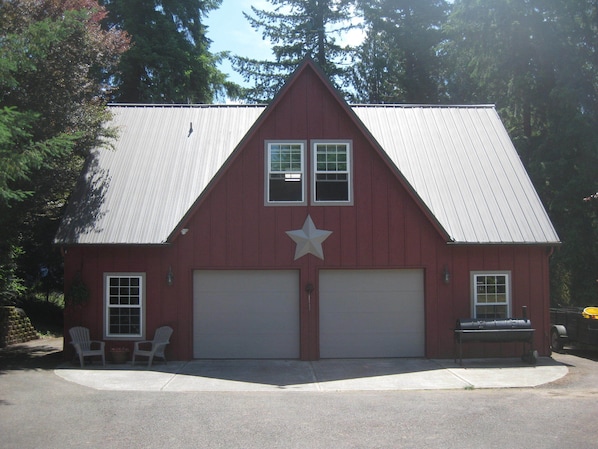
[204,0,365,95]
[204,0,275,89]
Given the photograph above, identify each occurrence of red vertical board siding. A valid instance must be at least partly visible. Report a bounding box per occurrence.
[242,201,260,266]
[172,234,193,359]
[209,182,228,266]
[403,203,423,266]
[451,250,472,318]
[388,185,406,266]
[371,157,390,267]
[354,154,374,266]
[528,247,550,354]
[512,246,530,315]
[226,157,244,264]
[339,207,357,267]
[540,248,551,354]
[436,245,553,359]
[321,208,341,267]
[62,63,554,360]
[191,207,211,267]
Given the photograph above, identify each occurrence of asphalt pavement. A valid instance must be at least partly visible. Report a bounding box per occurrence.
[2,337,598,449]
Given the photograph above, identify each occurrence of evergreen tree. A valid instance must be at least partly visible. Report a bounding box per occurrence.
[442,0,598,305]
[231,0,357,102]
[350,0,449,103]
[0,0,129,302]
[101,0,236,103]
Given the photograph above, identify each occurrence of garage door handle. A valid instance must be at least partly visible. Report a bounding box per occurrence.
[305,283,314,312]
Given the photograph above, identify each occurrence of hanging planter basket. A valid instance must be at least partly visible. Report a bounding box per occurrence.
[65,272,90,307]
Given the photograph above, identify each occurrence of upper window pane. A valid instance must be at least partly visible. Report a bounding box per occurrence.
[314,142,351,203]
[270,144,302,172]
[267,143,304,203]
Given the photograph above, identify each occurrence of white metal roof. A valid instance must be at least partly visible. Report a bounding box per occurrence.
[55,104,265,244]
[55,104,559,245]
[353,105,559,244]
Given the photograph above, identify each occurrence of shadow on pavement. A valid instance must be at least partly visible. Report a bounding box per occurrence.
[558,347,598,362]
[4,337,569,391]
[0,337,63,373]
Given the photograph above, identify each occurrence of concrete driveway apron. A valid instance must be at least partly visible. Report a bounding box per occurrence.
[54,357,567,391]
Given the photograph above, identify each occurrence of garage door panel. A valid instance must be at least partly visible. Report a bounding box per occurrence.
[198,270,288,289]
[327,295,422,313]
[194,270,299,359]
[324,333,424,358]
[327,311,407,331]
[320,269,424,358]
[321,269,422,290]
[198,333,295,359]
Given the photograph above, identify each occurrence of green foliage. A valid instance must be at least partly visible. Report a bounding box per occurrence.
[441,0,598,305]
[102,0,235,103]
[0,245,26,305]
[350,0,449,103]
[0,107,80,205]
[2,0,595,307]
[231,0,358,102]
[17,292,65,336]
[65,272,90,306]
[0,0,129,303]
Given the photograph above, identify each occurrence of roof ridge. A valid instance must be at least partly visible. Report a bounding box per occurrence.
[351,104,495,108]
[107,103,494,109]
[107,103,267,108]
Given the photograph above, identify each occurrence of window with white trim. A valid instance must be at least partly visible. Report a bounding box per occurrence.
[266,142,305,204]
[105,273,145,338]
[472,272,510,319]
[313,142,352,203]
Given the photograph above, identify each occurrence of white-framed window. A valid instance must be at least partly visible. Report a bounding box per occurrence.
[104,273,145,338]
[266,141,306,204]
[471,272,511,319]
[312,141,352,204]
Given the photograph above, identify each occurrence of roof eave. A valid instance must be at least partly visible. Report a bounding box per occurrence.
[446,240,562,246]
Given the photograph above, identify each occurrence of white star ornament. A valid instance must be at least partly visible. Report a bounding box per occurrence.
[286,215,332,260]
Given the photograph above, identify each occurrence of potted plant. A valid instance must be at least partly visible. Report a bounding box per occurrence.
[109,346,130,364]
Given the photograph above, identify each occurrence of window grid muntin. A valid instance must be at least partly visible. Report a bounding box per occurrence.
[270,144,303,173]
[105,274,144,337]
[472,272,510,319]
[267,142,305,203]
[315,143,348,173]
[313,142,351,203]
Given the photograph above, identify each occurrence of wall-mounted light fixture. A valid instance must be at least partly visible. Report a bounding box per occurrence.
[442,265,451,284]
[166,266,174,287]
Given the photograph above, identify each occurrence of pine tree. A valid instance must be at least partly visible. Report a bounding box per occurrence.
[0,0,129,301]
[350,0,449,103]
[231,0,357,102]
[101,0,236,103]
[442,0,598,305]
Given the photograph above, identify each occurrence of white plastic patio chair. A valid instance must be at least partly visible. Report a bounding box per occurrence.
[132,326,173,367]
[69,326,105,367]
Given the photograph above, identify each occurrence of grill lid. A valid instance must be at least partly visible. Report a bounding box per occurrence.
[456,318,532,330]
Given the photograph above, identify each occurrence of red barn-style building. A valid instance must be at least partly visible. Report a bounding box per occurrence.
[56,60,559,361]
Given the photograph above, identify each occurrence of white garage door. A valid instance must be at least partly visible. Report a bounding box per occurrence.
[319,269,425,358]
[193,270,300,359]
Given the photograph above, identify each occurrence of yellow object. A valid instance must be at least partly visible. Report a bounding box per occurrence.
[582,306,598,319]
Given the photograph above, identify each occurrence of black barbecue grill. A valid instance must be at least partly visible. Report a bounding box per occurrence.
[454,309,536,365]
